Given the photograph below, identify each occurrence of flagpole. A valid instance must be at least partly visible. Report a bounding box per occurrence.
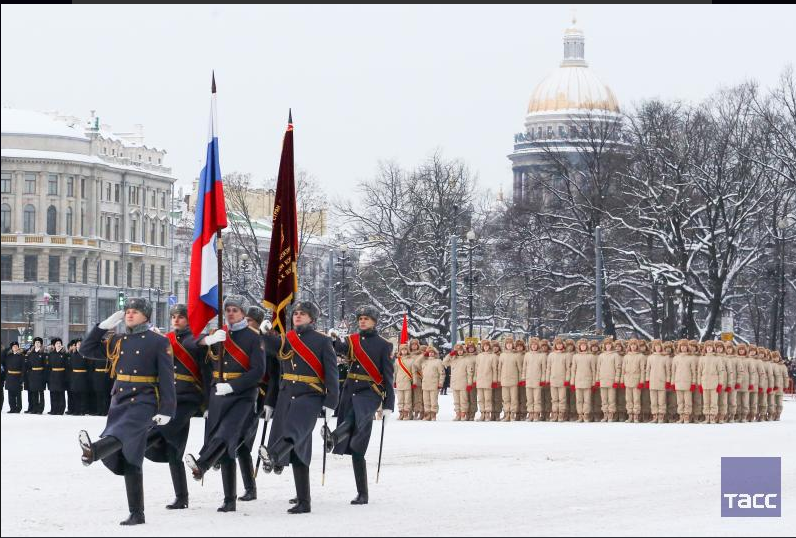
[217,233,225,378]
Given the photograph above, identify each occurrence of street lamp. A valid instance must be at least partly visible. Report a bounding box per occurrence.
[240,252,250,295]
[335,244,352,330]
[466,230,476,337]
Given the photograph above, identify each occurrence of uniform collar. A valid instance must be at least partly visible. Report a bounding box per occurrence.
[359,327,377,337]
[125,322,151,335]
[175,326,192,338]
[228,319,248,332]
[295,323,315,335]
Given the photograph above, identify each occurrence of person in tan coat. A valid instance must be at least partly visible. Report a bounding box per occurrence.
[645,340,671,423]
[394,343,415,420]
[514,339,529,420]
[408,339,425,420]
[724,343,740,423]
[638,340,652,422]
[734,343,751,423]
[442,343,474,421]
[490,341,503,421]
[662,341,677,422]
[621,339,646,423]
[698,341,726,424]
[746,345,761,422]
[570,339,597,422]
[464,341,478,420]
[565,339,578,421]
[772,351,785,421]
[596,338,622,422]
[498,337,522,421]
[613,340,628,421]
[521,337,547,421]
[419,346,446,420]
[474,339,497,421]
[546,337,571,422]
[671,339,697,423]
[539,339,553,421]
[692,341,705,423]
[760,349,774,421]
[713,341,729,423]
[588,341,604,421]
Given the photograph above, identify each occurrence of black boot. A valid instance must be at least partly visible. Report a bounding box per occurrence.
[259,440,292,475]
[237,450,257,501]
[217,460,236,512]
[120,469,145,525]
[287,463,311,514]
[185,442,226,481]
[165,461,189,509]
[351,456,368,505]
[321,421,352,453]
[79,432,121,466]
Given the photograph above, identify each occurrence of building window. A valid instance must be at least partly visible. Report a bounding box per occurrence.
[114,184,120,202]
[67,176,74,197]
[114,217,119,241]
[48,174,58,195]
[24,172,37,194]
[1,255,12,281]
[106,182,111,201]
[46,205,57,235]
[98,298,116,322]
[160,222,166,246]
[49,255,60,282]
[80,177,86,198]
[150,220,156,245]
[159,266,165,288]
[570,125,578,139]
[23,205,36,234]
[69,296,86,324]
[66,207,73,236]
[114,261,119,286]
[547,126,554,138]
[158,158,162,165]
[1,172,11,193]
[82,258,88,284]
[150,264,155,288]
[559,125,566,138]
[161,192,166,209]
[24,255,38,282]
[140,265,145,287]
[68,257,77,283]
[127,262,133,288]
[1,295,34,322]
[151,190,156,208]
[105,215,111,240]
[130,218,137,242]
[80,209,85,236]
[142,216,148,242]
[1,203,11,233]
[105,260,110,285]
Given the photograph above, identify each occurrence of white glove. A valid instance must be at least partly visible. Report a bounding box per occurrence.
[150,326,162,335]
[263,405,274,421]
[202,410,209,419]
[152,414,171,425]
[382,409,393,421]
[204,330,227,346]
[322,406,334,420]
[215,382,233,396]
[260,319,272,332]
[328,329,339,339]
[99,310,125,330]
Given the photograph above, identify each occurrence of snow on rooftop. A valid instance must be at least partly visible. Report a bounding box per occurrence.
[1,108,88,140]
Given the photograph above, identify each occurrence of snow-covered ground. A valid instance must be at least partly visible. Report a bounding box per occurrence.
[1,395,794,536]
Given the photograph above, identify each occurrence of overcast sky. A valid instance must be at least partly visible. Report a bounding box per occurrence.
[2,4,794,202]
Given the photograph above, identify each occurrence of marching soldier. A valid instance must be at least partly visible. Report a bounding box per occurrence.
[4,342,24,413]
[184,295,266,513]
[47,337,69,415]
[621,339,645,423]
[772,351,785,421]
[408,339,425,420]
[394,343,414,420]
[442,342,473,421]
[724,343,740,423]
[546,337,570,422]
[671,339,697,423]
[144,304,212,510]
[698,341,725,424]
[570,338,596,423]
[324,305,394,506]
[474,339,497,421]
[645,340,671,424]
[418,345,445,420]
[68,338,89,415]
[490,341,503,420]
[258,301,338,515]
[24,337,47,414]
[596,338,622,422]
[735,343,751,423]
[464,340,478,421]
[498,337,522,421]
[521,337,547,422]
[77,298,176,525]
[714,341,729,423]
[760,348,774,421]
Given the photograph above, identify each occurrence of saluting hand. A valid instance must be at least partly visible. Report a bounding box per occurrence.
[99,310,125,330]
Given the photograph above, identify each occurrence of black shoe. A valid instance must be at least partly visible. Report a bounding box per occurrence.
[217,460,236,512]
[287,501,311,514]
[78,430,93,466]
[351,456,369,505]
[238,489,257,502]
[258,445,274,474]
[120,512,145,525]
[351,493,369,505]
[217,499,236,512]
[165,498,188,510]
[184,454,204,481]
[274,465,284,475]
[320,424,335,453]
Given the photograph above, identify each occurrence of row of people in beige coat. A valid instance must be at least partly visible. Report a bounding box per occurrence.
[397,336,789,424]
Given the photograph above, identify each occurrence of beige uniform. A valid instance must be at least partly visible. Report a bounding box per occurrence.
[546,347,571,418]
[394,353,416,416]
[521,349,548,416]
[725,353,739,420]
[746,355,760,419]
[756,357,769,418]
[419,355,446,414]
[646,350,671,419]
[498,350,523,416]
[772,360,784,419]
[621,350,646,416]
[596,350,622,415]
[465,351,478,419]
[570,350,597,419]
[763,358,775,418]
[409,348,425,416]
[734,352,750,421]
[717,353,730,420]
[693,351,706,421]
[474,347,498,417]
[442,351,474,420]
[698,350,726,420]
[671,350,697,417]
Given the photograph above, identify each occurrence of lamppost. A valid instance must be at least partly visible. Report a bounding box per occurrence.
[240,252,250,295]
[335,244,352,330]
[466,229,477,337]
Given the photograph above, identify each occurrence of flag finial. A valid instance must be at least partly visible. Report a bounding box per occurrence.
[288,108,292,124]
[211,71,216,94]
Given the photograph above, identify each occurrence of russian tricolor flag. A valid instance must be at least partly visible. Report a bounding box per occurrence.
[188,73,227,337]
